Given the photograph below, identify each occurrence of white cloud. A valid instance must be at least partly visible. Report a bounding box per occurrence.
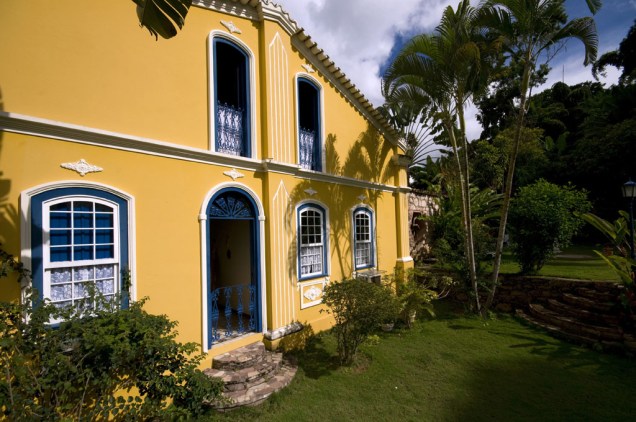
[275,0,456,107]
[273,0,628,145]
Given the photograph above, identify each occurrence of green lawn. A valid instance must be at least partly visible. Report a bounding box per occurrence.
[499,244,619,281]
[206,301,636,421]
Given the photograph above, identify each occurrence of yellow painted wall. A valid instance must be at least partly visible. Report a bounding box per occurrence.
[0,1,262,155]
[0,0,410,362]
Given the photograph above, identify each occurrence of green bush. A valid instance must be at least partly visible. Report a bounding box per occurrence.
[321,279,397,365]
[509,180,591,274]
[0,289,223,420]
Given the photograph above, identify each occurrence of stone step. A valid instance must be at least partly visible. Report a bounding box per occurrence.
[205,352,283,392]
[212,342,266,371]
[561,292,617,314]
[205,342,298,411]
[547,298,620,326]
[515,310,625,353]
[214,358,297,411]
[576,287,619,303]
[528,303,623,341]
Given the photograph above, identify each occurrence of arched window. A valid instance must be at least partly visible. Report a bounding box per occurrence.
[28,187,130,321]
[353,207,375,270]
[297,203,328,279]
[297,77,321,171]
[212,37,251,157]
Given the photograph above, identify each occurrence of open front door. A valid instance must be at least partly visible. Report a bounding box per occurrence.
[206,188,261,345]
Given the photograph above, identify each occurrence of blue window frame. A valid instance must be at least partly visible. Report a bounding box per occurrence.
[353,207,374,270]
[30,188,129,318]
[297,203,327,280]
[213,37,251,157]
[297,78,321,171]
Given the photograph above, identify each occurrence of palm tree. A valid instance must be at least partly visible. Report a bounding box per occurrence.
[133,0,192,39]
[384,1,497,311]
[480,0,600,310]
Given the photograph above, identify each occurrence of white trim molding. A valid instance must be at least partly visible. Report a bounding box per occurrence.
[220,20,242,34]
[297,277,329,309]
[0,112,403,194]
[60,158,103,177]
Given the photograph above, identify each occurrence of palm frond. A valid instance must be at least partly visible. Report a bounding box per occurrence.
[133,0,192,40]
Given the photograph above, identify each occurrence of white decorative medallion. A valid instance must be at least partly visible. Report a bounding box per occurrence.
[303,286,322,301]
[301,64,315,73]
[60,159,103,177]
[304,188,317,196]
[221,20,242,34]
[223,168,245,181]
[357,194,366,202]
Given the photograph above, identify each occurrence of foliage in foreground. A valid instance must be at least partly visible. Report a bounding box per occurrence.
[580,211,636,319]
[0,290,223,420]
[321,279,397,365]
[508,180,591,274]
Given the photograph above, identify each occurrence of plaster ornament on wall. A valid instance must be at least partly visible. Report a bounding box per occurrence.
[301,64,315,73]
[223,168,245,181]
[304,188,317,196]
[221,20,242,34]
[60,159,103,177]
[357,194,366,202]
[303,286,322,301]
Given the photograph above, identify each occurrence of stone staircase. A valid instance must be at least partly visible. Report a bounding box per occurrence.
[203,342,297,411]
[515,285,636,355]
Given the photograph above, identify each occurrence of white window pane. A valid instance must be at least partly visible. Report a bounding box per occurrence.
[50,268,72,284]
[51,284,72,301]
[74,267,94,281]
[97,279,115,295]
[95,265,114,279]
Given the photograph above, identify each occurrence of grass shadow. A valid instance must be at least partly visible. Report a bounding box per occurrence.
[291,333,339,380]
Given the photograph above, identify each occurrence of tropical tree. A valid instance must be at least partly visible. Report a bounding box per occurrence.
[378,96,439,167]
[593,19,636,85]
[384,1,498,311]
[133,0,192,39]
[480,0,600,311]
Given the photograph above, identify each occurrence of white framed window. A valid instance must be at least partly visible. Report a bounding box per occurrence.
[43,198,119,312]
[298,203,328,280]
[296,76,323,171]
[25,185,131,321]
[209,32,256,158]
[353,207,375,270]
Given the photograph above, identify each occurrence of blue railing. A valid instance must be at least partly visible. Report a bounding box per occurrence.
[299,128,316,170]
[210,283,256,343]
[216,103,244,156]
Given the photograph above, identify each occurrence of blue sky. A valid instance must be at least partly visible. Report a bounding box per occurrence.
[277,0,634,140]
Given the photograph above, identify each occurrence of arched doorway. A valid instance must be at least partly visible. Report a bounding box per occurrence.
[206,187,261,345]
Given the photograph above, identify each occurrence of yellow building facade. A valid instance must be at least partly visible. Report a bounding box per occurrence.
[0,0,412,363]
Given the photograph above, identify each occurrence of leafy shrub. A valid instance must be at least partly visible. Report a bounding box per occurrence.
[386,267,443,328]
[509,180,591,274]
[321,279,397,365]
[0,288,223,420]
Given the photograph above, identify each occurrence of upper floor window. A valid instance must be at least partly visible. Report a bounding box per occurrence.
[297,203,328,280]
[297,77,322,171]
[212,36,251,157]
[353,207,375,270]
[28,187,130,321]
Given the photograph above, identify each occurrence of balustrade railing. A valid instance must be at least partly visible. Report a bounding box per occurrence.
[210,283,256,343]
[299,128,316,170]
[216,102,244,156]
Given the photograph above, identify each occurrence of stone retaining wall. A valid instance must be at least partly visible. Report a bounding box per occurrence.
[493,276,622,312]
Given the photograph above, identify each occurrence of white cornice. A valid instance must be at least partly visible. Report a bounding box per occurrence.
[0,111,262,172]
[0,112,400,194]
